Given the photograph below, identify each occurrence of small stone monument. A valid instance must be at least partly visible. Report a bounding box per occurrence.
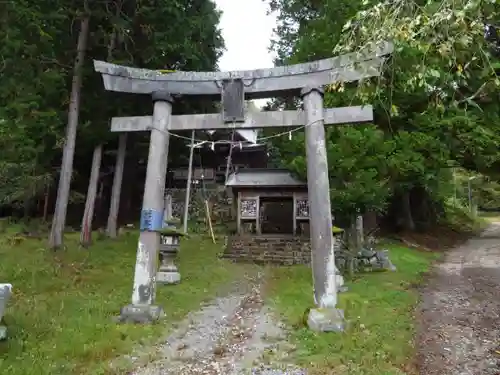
[157,221,184,284]
[372,249,397,271]
[332,226,347,292]
[0,283,12,340]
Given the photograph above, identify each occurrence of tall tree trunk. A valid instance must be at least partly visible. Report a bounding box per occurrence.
[49,9,90,249]
[23,198,31,222]
[401,190,416,231]
[107,133,127,237]
[42,184,49,222]
[103,1,123,238]
[80,144,103,247]
[97,181,104,214]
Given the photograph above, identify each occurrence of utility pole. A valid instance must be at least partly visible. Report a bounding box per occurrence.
[182,130,195,233]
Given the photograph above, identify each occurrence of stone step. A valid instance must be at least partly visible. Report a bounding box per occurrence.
[225,235,311,265]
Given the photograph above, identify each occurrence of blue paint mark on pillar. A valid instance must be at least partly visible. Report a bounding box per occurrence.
[140,209,164,231]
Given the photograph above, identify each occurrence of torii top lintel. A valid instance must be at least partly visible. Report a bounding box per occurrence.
[94,42,393,100]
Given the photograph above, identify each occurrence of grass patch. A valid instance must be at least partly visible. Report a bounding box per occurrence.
[0,229,248,375]
[479,211,500,223]
[266,244,439,375]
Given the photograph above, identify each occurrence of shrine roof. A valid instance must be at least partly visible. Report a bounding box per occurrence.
[225,168,306,188]
[206,128,258,144]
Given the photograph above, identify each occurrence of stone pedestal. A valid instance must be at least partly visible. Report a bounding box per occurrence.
[157,252,181,284]
[157,230,182,285]
[307,307,345,332]
[157,270,181,284]
[117,304,164,324]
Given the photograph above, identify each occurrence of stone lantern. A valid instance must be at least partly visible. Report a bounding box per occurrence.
[0,283,12,340]
[331,226,347,292]
[157,220,185,285]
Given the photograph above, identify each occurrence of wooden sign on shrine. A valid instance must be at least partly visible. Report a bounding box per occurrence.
[94,41,393,330]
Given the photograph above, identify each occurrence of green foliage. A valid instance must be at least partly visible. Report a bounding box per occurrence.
[442,197,488,233]
[275,125,392,217]
[267,0,500,229]
[0,0,223,212]
[477,180,500,210]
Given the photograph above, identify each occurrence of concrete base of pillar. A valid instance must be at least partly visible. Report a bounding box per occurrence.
[116,304,164,324]
[156,271,181,284]
[307,307,345,332]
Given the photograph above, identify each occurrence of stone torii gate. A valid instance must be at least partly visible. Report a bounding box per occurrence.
[94,42,392,330]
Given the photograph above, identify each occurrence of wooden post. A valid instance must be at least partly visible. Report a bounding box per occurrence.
[107,133,127,238]
[204,200,216,243]
[292,193,297,236]
[118,91,172,323]
[80,144,103,247]
[236,191,241,234]
[224,131,235,183]
[302,87,344,332]
[182,130,195,233]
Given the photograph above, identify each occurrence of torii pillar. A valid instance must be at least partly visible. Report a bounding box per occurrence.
[118,91,172,323]
[302,87,343,331]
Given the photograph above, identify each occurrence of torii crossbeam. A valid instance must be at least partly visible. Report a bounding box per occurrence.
[109,106,374,132]
[94,41,393,330]
[94,42,392,99]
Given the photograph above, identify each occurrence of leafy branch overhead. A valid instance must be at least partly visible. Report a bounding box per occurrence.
[267,0,500,229]
[335,0,500,110]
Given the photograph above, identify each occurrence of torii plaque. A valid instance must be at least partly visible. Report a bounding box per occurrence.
[94,42,393,329]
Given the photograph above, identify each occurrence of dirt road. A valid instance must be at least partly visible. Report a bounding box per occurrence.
[418,223,500,375]
[128,272,304,375]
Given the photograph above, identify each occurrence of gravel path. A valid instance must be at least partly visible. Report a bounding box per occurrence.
[130,272,305,375]
[417,222,500,375]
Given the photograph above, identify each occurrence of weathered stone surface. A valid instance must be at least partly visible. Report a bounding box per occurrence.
[117,304,164,324]
[110,106,374,132]
[225,235,347,293]
[373,249,397,271]
[93,42,393,98]
[156,271,181,284]
[307,307,345,332]
[0,283,12,340]
[225,235,311,265]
